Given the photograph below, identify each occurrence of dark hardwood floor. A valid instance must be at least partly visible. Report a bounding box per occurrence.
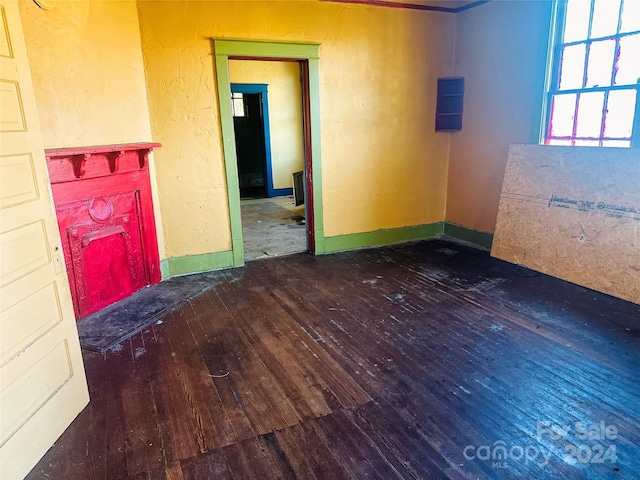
[26,239,640,479]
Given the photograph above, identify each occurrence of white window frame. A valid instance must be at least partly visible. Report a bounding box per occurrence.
[542,0,640,148]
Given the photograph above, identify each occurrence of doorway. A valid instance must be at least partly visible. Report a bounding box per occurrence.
[213,39,324,266]
[230,73,306,260]
[231,84,274,199]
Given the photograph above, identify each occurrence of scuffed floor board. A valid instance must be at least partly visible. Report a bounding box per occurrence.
[491,144,640,305]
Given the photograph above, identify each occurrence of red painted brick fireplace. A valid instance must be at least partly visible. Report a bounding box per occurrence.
[46,143,161,320]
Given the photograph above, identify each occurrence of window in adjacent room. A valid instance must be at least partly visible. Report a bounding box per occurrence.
[231,92,246,117]
[544,0,640,147]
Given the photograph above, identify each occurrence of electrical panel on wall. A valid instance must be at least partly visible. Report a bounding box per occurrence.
[435,77,464,132]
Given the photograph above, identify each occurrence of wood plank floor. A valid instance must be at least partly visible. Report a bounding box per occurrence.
[26,239,640,479]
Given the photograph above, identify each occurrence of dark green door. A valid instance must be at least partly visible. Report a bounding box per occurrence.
[232,92,267,198]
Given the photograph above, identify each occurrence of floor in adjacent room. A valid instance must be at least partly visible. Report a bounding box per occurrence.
[26,239,640,479]
[241,196,306,261]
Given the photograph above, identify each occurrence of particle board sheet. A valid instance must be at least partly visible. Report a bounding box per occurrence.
[491,144,640,305]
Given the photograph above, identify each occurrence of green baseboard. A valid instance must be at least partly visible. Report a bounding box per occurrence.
[159,222,493,278]
[443,222,494,250]
[160,260,171,279]
[322,222,445,254]
[160,250,235,278]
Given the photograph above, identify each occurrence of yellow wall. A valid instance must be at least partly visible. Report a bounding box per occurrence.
[138,0,455,257]
[20,0,544,263]
[18,0,165,258]
[446,0,553,233]
[229,60,304,191]
[18,0,153,148]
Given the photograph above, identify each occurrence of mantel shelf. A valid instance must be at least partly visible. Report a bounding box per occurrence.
[45,142,161,179]
[45,142,161,159]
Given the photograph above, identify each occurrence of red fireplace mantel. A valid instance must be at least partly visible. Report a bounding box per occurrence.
[46,142,161,319]
[45,142,161,181]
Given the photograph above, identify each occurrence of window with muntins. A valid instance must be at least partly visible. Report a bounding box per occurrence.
[545,0,640,147]
[231,92,246,118]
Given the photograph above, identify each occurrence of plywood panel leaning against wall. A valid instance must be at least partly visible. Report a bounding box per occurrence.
[492,144,640,304]
[0,1,89,478]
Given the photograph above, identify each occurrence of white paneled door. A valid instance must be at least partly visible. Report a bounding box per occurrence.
[0,1,89,478]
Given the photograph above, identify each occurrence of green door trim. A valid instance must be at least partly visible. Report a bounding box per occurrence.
[213,39,324,267]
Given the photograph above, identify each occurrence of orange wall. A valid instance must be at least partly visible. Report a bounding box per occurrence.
[446,0,553,234]
[138,0,455,257]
